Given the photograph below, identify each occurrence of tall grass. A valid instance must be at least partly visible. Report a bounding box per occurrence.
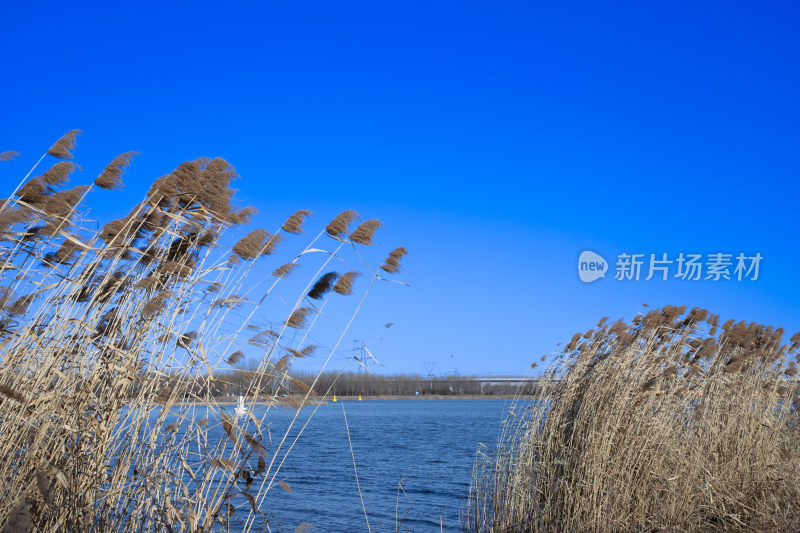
[0,132,407,532]
[469,306,800,532]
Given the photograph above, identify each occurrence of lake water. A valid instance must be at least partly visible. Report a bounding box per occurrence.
[228,399,517,532]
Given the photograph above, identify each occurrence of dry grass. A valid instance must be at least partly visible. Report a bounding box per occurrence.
[0,131,407,532]
[469,305,800,532]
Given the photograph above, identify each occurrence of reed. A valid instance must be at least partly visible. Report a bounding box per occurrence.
[468,305,800,532]
[0,132,407,532]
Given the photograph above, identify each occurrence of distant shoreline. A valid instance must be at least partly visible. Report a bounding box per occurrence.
[327,394,524,401]
[168,394,527,407]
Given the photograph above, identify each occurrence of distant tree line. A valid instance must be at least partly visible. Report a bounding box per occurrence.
[291,371,539,397]
[137,369,541,400]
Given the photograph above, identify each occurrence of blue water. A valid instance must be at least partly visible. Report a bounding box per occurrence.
[225,399,514,532]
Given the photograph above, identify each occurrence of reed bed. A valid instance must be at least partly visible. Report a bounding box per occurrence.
[469,306,800,532]
[0,132,407,532]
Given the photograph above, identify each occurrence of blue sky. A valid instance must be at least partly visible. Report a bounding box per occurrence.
[2,1,799,375]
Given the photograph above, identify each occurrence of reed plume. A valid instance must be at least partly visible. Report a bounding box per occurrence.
[227,350,245,365]
[0,151,20,162]
[349,219,383,245]
[95,151,138,190]
[281,209,314,234]
[8,294,34,315]
[333,271,360,295]
[39,161,78,186]
[308,272,339,299]
[16,178,50,206]
[232,229,282,260]
[46,129,82,159]
[273,262,299,278]
[42,185,88,218]
[325,210,360,237]
[285,307,313,329]
[380,246,408,273]
[141,291,170,319]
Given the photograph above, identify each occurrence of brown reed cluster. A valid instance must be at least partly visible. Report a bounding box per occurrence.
[0,131,408,532]
[469,305,800,532]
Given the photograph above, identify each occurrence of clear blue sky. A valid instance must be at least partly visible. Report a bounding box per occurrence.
[2,1,799,375]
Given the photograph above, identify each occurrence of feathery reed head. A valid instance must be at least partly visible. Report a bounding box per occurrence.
[0,206,36,235]
[380,246,408,274]
[232,229,282,260]
[43,236,85,266]
[232,229,267,260]
[281,209,314,234]
[0,151,21,162]
[17,178,50,206]
[226,350,245,365]
[47,129,82,159]
[285,307,313,329]
[349,219,383,245]
[95,151,138,190]
[0,385,27,404]
[325,209,360,237]
[212,295,249,310]
[142,292,170,319]
[39,161,79,186]
[333,271,360,295]
[308,272,339,299]
[205,282,222,294]
[301,344,318,357]
[273,262,299,278]
[8,294,34,315]
[43,185,89,218]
